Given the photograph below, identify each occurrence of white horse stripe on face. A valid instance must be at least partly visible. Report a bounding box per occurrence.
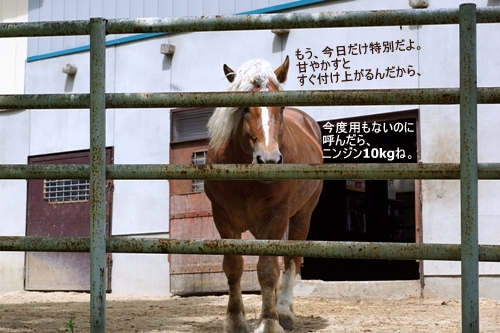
[261,107,270,147]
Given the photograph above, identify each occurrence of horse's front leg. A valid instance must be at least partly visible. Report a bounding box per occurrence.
[254,255,284,333]
[223,254,249,333]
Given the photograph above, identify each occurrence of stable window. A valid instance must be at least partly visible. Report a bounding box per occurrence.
[43,179,90,203]
[191,150,207,192]
[169,108,213,195]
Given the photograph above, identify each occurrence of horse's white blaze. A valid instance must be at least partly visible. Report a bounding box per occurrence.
[261,107,271,147]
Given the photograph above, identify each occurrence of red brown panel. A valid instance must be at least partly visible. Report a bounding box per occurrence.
[25,149,113,291]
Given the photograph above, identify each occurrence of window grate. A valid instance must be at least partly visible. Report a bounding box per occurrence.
[191,150,207,192]
[43,179,90,203]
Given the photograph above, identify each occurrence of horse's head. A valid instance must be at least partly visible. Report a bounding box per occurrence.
[222,56,290,164]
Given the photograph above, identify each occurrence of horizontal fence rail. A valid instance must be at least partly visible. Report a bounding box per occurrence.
[1,87,500,109]
[1,237,500,262]
[1,7,500,37]
[2,163,500,180]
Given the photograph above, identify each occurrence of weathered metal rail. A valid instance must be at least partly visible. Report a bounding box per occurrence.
[1,3,498,333]
[2,7,500,37]
[1,87,500,109]
[2,236,500,262]
[2,163,500,180]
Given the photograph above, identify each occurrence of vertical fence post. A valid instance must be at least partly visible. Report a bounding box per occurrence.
[89,17,107,333]
[459,3,478,333]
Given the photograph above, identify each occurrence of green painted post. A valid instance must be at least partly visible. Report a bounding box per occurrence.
[89,17,107,333]
[459,4,478,333]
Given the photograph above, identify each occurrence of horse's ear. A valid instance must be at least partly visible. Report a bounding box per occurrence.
[274,55,290,83]
[223,64,235,83]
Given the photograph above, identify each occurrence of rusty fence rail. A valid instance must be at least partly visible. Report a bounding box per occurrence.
[2,236,500,262]
[2,163,500,180]
[1,6,500,37]
[1,4,500,333]
[1,87,500,109]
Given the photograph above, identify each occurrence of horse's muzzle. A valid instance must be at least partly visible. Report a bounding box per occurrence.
[254,152,284,164]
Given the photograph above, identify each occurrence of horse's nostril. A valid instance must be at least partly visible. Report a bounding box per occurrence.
[256,153,283,164]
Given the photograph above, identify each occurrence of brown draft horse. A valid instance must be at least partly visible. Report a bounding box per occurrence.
[205,56,323,333]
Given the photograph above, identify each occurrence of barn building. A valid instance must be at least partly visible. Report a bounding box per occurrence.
[1,0,500,299]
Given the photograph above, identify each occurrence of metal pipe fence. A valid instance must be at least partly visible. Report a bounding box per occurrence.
[1,4,500,333]
[2,163,500,180]
[1,88,500,109]
[2,237,500,262]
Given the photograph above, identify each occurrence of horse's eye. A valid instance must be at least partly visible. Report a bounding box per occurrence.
[243,107,250,114]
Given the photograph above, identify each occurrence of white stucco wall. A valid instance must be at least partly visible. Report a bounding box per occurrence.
[0,0,28,95]
[0,0,29,291]
[417,17,500,278]
[0,110,30,291]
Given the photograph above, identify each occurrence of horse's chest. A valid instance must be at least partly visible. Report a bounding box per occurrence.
[206,180,293,217]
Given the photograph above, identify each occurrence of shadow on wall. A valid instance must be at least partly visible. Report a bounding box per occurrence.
[64,75,75,92]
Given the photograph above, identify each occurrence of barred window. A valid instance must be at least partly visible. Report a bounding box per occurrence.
[191,150,207,192]
[44,179,90,203]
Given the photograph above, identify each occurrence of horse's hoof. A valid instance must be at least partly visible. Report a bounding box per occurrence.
[253,319,284,333]
[278,316,293,331]
[277,303,294,330]
[224,313,250,333]
[224,325,250,333]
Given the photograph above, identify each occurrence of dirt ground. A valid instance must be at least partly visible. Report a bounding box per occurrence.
[1,291,500,333]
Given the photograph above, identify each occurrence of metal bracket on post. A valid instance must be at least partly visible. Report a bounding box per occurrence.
[89,17,107,333]
[459,3,479,333]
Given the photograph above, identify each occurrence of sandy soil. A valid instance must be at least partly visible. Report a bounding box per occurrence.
[1,291,500,332]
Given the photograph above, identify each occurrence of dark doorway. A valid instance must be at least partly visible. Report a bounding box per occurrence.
[303,180,419,281]
[301,111,420,281]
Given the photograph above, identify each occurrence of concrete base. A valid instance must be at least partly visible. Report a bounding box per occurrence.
[0,252,25,291]
[424,276,500,301]
[112,253,170,296]
[293,280,422,300]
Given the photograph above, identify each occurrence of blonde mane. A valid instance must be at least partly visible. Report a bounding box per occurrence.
[207,59,283,151]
